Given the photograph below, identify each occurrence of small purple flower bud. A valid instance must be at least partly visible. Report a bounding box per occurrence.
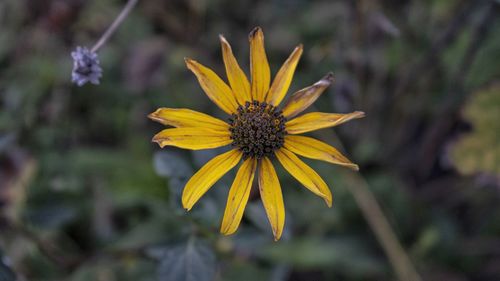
[71,46,102,86]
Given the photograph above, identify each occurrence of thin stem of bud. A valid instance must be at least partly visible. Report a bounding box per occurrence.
[91,0,139,53]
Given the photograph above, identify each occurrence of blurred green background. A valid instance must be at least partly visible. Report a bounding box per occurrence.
[1,0,500,280]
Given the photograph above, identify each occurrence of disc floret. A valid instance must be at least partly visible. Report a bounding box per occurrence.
[229,101,287,159]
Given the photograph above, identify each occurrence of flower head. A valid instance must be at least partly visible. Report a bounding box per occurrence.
[71,46,102,86]
[149,27,364,240]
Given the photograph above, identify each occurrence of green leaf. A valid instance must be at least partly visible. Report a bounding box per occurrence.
[258,237,384,276]
[153,151,193,180]
[157,239,216,281]
[451,84,500,175]
[70,259,155,281]
[109,220,173,251]
[153,151,193,201]
[220,261,270,281]
[24,204,77,229]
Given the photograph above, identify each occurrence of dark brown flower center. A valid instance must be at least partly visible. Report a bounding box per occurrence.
[229,100,287,159]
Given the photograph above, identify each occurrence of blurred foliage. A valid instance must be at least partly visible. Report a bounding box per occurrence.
[156,239,216,281]
[0,0,500,281]
[0,249,16,281]
[451,84,500,175]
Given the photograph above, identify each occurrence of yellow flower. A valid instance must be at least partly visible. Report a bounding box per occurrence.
[149,27,364,241]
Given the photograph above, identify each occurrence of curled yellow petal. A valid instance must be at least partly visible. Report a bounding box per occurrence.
[220,157,257,235]
[185,58,239,114]
[220,35,251,105]
[286,111,365,134]
[249,27,270,102]
[282,73,334,118]
[258,157,285,241]
[148,108,229,131]
[266,45,303,106]
[275,148,332,207]
[284,135,358,170]
[152,128,232,150]
[182,149,242,210]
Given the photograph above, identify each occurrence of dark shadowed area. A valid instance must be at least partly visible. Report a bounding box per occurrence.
[1,0,500,280]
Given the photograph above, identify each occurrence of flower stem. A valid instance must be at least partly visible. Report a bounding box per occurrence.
[344,173,422,281]
[91,0,139,53]
[317,126,422,281]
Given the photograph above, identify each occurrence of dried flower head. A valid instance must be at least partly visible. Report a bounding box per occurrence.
[71,46,102,86]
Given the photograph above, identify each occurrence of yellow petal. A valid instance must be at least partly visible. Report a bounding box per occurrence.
[282,73,334,118]
[286,111,365,134]
[220,157,257,235]
[275,148,332,207]
[182,149,242,210]
[266,45,303,106]
[249,27,270,102]
[152,128,232,150]
[185,58,239,114]
[284,135,358,170]
[220,35,251,105]
[148,108,229,131]
[258,157,285,241]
